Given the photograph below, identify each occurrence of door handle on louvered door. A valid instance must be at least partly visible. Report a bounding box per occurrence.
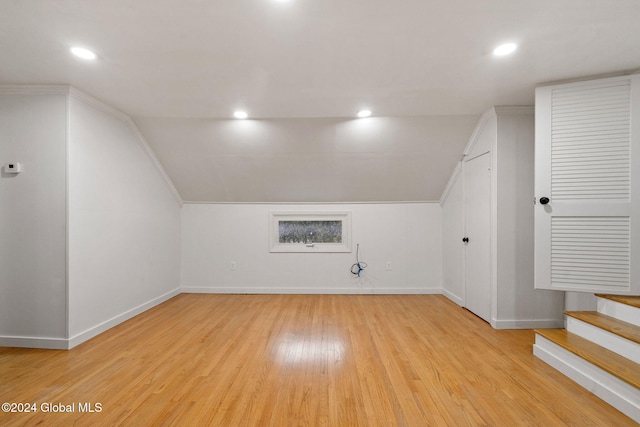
[539,197,550,205]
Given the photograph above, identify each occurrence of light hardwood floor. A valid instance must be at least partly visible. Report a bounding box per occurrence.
[0,294,635,426]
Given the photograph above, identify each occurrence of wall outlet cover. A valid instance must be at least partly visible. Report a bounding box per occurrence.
[4,162,22,174]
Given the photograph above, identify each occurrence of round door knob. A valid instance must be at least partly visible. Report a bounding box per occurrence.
[462,237,469,243]
[539,197,550,205]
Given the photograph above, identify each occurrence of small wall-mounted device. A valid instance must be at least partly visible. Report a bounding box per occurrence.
[3,162,22,174]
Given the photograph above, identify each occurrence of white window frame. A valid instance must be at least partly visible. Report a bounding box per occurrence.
[269,211,352,253]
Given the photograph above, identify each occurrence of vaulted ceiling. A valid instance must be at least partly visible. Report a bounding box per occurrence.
[2,1,639,202]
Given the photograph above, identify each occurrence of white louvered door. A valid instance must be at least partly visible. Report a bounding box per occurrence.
[535,75,640,294]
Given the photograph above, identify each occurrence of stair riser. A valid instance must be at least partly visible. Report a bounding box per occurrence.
[566,317,640,364]
[598,298,640,327]
[534,334,640,423]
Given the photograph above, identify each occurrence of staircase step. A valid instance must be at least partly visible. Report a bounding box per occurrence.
[565,311,640,345]
[595,294,640,309]
[535,328,640,390]
[596,295,640,327]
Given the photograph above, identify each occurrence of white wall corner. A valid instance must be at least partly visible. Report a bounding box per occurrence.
[67,87,183,207]
[68,87,129,122]
[442,289,463,306]
[462,107,497,157]
[126,119,183,207]
[439,161,462,205]
[68,288,181,349]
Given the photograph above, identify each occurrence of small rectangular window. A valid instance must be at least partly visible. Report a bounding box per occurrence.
[270,212,351,253]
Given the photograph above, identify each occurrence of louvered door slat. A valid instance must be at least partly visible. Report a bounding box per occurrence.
[551,79,630,205]
[551,217,630,290]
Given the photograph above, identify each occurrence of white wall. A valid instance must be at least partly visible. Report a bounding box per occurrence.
[0,92,68,347]
[67,93,182,344]
[494,111,564,326]
[440,108,564,328]
[564,292,597,311]
[182,203,442,294]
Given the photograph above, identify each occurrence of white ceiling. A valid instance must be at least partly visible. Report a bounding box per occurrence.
[2,1,640,202]
[135,116,478,202]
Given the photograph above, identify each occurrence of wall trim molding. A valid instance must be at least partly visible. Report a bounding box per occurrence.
[68,288,181,349]
[0,84,71,95]
[491,318,564,330]
[181,286,443,295]
[494,105,534,115]
[4,289,570,350]
[182,200,440,205]
[69,87,130,122]
[441,289,463,306]
[0,336,69,350]
[538,69,640,88]
[1,289,181,349]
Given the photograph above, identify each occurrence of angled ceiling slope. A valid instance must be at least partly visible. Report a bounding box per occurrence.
[1,1,640,202]
[136,115,478,203]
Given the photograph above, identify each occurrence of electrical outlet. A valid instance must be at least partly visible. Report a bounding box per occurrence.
[3,162,22,174]
[230,261,237,270]
[386,262,392,271]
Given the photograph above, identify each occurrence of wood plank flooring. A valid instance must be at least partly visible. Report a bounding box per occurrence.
[0,294,636,426]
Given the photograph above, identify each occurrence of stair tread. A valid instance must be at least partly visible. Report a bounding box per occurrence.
[535,328,640,390]
[565,311,640,345]
[595,294,640,309]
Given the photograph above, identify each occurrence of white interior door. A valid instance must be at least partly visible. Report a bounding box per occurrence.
[464,152,491,322]
[535,75,640,295]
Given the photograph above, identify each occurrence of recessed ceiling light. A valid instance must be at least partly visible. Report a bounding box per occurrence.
[357,110,372,118]
[70,47,97,60]
[493,43,517,56]
[234,111,248,119]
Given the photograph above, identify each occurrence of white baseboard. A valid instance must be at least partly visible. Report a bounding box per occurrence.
[3,287,565,351]
[181,286,442,295]
[0,289,182,350]
[534,334,640,423]
[1,287,440,350]
[441,289,463,306]
[0,336,68,350]
[491,318,564,330]
[67,288,181,349]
